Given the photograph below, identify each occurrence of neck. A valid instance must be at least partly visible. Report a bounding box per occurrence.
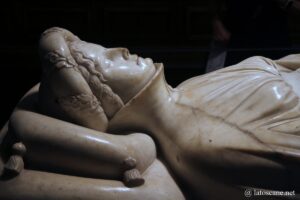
[108,63,178,140]
[108,64,193,181]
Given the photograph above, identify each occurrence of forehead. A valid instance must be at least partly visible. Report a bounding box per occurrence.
[72,41,106,57]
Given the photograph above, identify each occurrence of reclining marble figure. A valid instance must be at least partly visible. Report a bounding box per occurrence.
[0,27,300,199]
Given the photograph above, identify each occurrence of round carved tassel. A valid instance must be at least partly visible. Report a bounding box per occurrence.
[4,142,26,175]
[4,155,24,175]
[123,168,145,187]
[122,157,136,170]
[12,142,26,156]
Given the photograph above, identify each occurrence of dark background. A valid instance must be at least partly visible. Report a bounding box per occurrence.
[1,0,300,127]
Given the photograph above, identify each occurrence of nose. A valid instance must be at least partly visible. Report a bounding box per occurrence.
[121,48,130,59]
[105,48,130,60]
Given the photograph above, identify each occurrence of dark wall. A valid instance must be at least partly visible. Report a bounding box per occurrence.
[0,0,213,127]
[0,0,212,46]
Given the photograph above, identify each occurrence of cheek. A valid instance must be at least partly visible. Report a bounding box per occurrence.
[112,59,140,71]
[103,61,143,79]
[105,69,144,84]
[103,72,141,99]
[144,64,156,77]
[102,61,155,90]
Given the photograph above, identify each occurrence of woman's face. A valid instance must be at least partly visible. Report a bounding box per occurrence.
[72,41,156,103]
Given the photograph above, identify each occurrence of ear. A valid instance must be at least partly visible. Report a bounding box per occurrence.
[39,28,108,132]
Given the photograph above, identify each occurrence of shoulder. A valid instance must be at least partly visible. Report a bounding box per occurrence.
[176,55,298,127]
[178,56,280,91]
[223,56,281,75]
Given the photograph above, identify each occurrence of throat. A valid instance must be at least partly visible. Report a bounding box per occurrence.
[108,63,176,137]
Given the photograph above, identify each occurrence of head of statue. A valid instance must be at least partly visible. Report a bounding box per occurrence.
[68,40,156,103]
[39,27,157,126]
